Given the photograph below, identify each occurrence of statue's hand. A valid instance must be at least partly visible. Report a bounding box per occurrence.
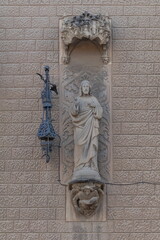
[75,97,79,105]
[88,102,97,115]
[74,97,80,113]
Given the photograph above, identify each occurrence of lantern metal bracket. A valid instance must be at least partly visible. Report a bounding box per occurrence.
[37,66,60,163]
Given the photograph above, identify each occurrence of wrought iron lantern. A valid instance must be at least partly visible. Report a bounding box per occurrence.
[37,66,60,163]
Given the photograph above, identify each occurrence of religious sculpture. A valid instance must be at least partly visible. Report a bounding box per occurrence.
[70,80,103,182]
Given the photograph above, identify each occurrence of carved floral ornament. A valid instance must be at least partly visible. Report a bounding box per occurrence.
[61,11,111,64]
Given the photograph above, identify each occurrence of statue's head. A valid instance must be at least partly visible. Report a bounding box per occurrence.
[80,80,91,96]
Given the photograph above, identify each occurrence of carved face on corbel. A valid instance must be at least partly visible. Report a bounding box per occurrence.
[70,183,104,217]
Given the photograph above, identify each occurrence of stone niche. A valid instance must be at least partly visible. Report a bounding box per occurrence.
[59,12,112,221]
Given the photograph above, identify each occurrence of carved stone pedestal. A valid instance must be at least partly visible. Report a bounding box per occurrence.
[70,167,103,183]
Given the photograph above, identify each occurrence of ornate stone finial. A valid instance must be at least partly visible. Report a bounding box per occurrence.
[61,12,111,64]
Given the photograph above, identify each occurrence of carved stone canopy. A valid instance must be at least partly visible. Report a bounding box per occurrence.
[61,11,111,64]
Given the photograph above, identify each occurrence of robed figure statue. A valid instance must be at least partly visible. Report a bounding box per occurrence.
[70,80,103,182]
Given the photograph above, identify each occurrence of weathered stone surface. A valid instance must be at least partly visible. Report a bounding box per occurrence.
[0,0,160,238]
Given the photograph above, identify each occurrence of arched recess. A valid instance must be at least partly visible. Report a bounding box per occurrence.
[59,14,112,186]
[69,39,102,66]
[59,13,112,221]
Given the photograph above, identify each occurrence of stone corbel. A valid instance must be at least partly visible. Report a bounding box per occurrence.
[61,11,111,64]
[70,182,104,218]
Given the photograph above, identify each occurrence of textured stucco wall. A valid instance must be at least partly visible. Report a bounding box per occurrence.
[1,0,160,239]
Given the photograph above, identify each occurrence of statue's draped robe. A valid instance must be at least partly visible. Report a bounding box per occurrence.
[70,96,103,171]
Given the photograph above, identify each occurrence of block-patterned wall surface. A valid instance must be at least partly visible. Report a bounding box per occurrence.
[1,0,160,239]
